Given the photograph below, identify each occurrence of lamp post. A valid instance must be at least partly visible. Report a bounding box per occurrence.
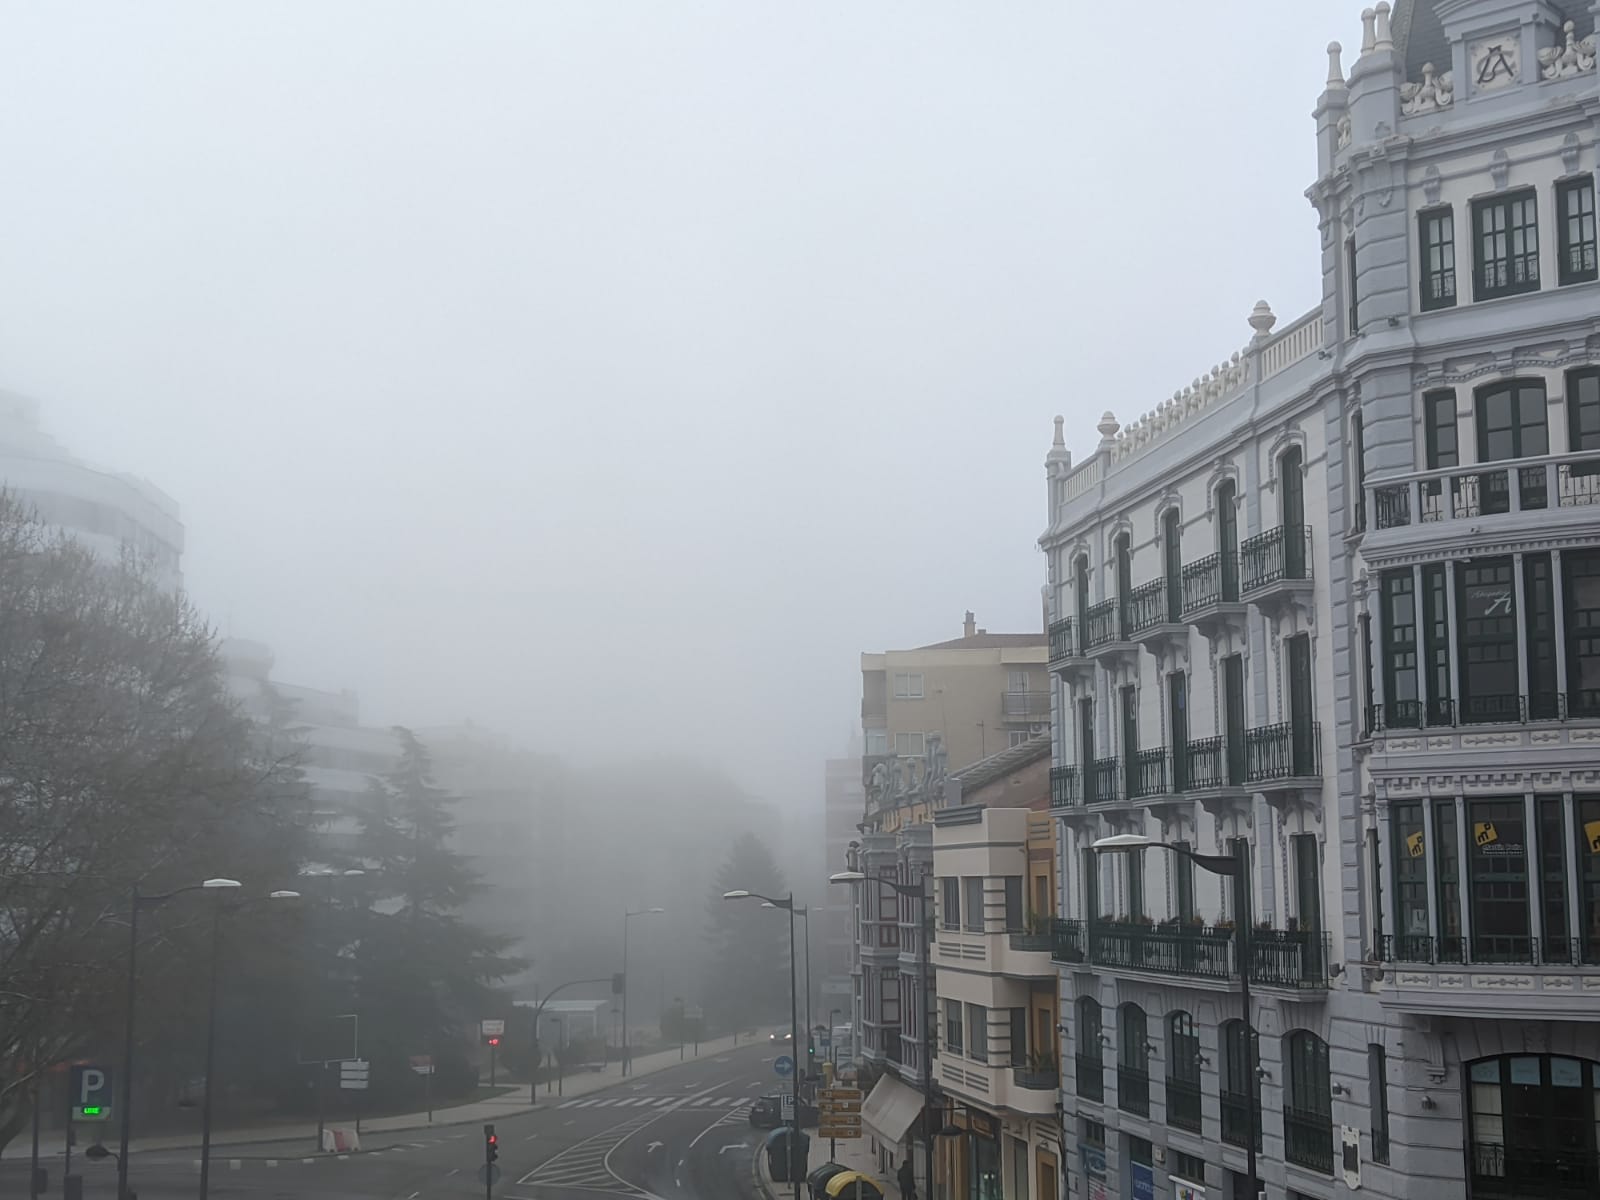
[766,902,813,1071]
[621,907,664,1077]
[724,889,802,1197]
[828,1008,841,1067]
[199,890,300,1200]
[829,870,934,1200]
[1092,834,1257,1198]
[116,878,242,1200]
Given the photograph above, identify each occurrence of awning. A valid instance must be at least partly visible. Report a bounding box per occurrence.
[859,1074,923,1147]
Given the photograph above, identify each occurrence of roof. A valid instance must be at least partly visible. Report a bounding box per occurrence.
[912,632,1047,651]
[1392,1,1593,78]
[951,733,1051,792]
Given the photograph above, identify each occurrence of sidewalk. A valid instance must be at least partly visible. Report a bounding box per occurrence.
[5,1034,747,1160]
[755,1132,900,1200]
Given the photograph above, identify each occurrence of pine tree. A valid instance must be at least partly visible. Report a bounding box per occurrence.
[703,833,791,1033]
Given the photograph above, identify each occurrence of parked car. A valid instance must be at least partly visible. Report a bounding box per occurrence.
[748,1093,819,1129]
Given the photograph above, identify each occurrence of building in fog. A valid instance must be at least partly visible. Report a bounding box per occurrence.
[822,741,866,1036]
[1042,4,1599,1199]
[0,390,184,588]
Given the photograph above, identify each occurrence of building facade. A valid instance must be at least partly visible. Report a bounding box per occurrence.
[1041,5,1599,1200]
[825,744,868,1034]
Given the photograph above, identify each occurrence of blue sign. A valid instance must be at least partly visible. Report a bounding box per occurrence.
[1131,1162,1154,1200]
[773,1055,795,1078]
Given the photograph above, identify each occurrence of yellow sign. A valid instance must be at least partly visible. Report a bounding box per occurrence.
[1474,821,1499,847]
[1585,820,1600,854]
[1406,831,1425,858]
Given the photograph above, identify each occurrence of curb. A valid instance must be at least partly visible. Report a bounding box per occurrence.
[753,1146,777,1200]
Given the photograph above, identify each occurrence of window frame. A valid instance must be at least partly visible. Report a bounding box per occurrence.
[1556,175,1598,286]
[1418,205,1458,310]
[894,731,926,758]
[941,877,960,931]
[1568,368,1600,454]
[962,876,985,933]
[892,672,925,700]
[1472,188,1541,301]
[965,1002,989,1063]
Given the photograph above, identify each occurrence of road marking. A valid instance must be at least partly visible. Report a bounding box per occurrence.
[447,1168,459,1176]
[265,1160,277,1167]
[565,1119,576,1125]
[525,1133,538,1142]
[300,1158,313,1165]
[408,1192,420,1199]
[337,1155,349,1161]
[229,1160,241,1170]
[718,1143,747,1155]
[647,1141,663,1153]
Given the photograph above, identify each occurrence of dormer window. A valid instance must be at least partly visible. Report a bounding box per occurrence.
[1418,207,1457,311]
[1557,177,1597,286]
[1473,190,1540,300]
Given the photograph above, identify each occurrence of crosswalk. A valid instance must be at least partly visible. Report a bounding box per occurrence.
[558,1093,752,1110]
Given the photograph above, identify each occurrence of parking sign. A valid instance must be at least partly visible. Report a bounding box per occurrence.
[70,1065,113,1122]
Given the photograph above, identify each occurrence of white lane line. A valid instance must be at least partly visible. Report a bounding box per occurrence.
[565,1119,576,1125]
[408,1192,420,1199]
[265,1160,278,1167]
[448,1167,459,1175]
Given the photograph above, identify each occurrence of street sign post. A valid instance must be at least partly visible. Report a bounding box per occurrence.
[818,1085,864,1154]
[68,1067,112,1123]
[410,1056,435,1123]
[339,1059,370,1136]
[773,1055,795,1078]
[480,1019,505,1037]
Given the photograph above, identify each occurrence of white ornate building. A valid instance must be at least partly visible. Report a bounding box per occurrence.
[1041,4,1599,1200]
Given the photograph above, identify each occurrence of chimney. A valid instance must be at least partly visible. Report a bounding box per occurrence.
[963,611,976,639]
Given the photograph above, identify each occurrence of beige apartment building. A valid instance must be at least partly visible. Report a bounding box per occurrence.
[861,612,1051,797]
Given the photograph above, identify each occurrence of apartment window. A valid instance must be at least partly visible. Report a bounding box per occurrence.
[941,877,960,931]
[963,877,984,932]
[1284,1030,1334,1174]
[1434,798,1464,958]
[1468,798,1531,962]
[1538,797,1569,956]
[1346,235,1359,333]
[1468,1056,1600,1198]
[1369,1043,1391,1163]
[1458,558,1519,723]
[1360,612,1375,729]
[1381,570,1419,726]
[1007,730,1029,748]
[1162,507,1182,620]
[894,731,926,757]
[1369,826,1385,945]
[1557,176,1598,285]
[1076,998,1104,1102]
[1525,553,1558,718]
[1173,839,1195,924]
[1473,189,1540,300]
[1352,411,1367,531]
[1167,1011,1202,1133]
[893,672,924,699]
[1567,551,1600,717]
[1425,389,1460,468]
[1007,669,1030,693]
[966,1004,989,1063]
[1008,1008,1028,1067]
[1118,1003,1150,1116]
[1569,368,1600,455]
[1578,796,1600,964]
[865,729,888,756]
[944,999,963,1055]
[1477,379,1549,462]
[1418,206,1457,310]
[1170,1150,1206,1187]
[1423,564,1451,723]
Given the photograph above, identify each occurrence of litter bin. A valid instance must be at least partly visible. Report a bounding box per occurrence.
[807,1162,848,1199]
[765,1127,811,1182]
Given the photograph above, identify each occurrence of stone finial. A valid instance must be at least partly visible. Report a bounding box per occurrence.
[1096,411,1121,445]
[1052,414,1066,449]
[1360,8,1377,55]
[1248,300,1277,338]
[1327,41,1345,87]
[1374,2,1393,50]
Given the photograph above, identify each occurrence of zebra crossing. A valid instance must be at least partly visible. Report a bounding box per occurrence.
[557,1092,752,1111]
[514,1111,656,1192]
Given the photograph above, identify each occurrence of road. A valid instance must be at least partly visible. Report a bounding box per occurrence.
[3,1042,795,1200]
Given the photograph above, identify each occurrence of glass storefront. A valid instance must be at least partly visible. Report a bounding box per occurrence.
[1468,1055,1600,1198]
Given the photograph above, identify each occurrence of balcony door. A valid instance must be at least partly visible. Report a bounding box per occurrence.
[1293,834,1322,936]
[1476,380,1549,514]
[1121,684,1138,801]
[1217,481,1239,600]
[1078,698,1096,801]
[1288,634,1315,775]
[1163,508,1182,621]
[1075,555,1090,633]
[1223,654,1246,785]
[1281,447,1306,579]
[1115,533,1132,637]
[1169,672,1189,791]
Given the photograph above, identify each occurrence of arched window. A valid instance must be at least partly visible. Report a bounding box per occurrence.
[1075,997,1103,1102]
[1279,445,1307,579]
[1162,508,1182,621]
[1219,1019,1260,1151]
[1467,1055,1600,1198]
[1166,1011,1201,1132]
[1117,1003,1149,1116]
[1284,1030,1333,1175]
[1215,479,1239,601]
[1114,532,1132,632]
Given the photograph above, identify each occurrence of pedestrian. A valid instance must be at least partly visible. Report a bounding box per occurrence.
[897,1157,917,1199]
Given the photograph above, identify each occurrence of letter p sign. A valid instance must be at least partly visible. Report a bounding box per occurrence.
[70,1065,112,1122]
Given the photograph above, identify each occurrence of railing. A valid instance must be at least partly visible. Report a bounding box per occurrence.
[1050,765,1081,809]
[1051,918,1086,963]
[1364,698,1456,732]
[1285,1104,1335,1174]
[1220,1089,1261,1150]
[1086,756,1121,805]
[1124,578,1168,636]
[1471,1141,1600,1193]
[1087,921,1234,981]
[1166,1077,1202,1133]
[1075,1054,1104,1102]
[1250,929,1331,988]
[1379,933,1600,967]
[1369,450,1600,530]
[1181,551,1241,611]
[1128,747,1169,799]
[1260,310,1325,378]
[1048,616,1079,662]
[1012,1064,1059,1091]
[1008,927,1054,952]
[1083,598,1122,648]
[1240,524,1312,593]
[1244,721,1320,781]
[1002,690,1051,719]
[1366,692,1600,732]
[1117,1066,1150,1117]
[1185,734,1246,789]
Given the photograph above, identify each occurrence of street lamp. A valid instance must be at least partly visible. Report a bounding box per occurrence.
[827,1008,841,1067]
[621,907,664,1076]
[829,870,935,1200]
[1092,834,1258,1197]
[764,902,814,1071]
[724,889,802,1197]
[116,878,241,1200]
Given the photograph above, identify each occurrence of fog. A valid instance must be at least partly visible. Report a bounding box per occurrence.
[0,3,1347,833]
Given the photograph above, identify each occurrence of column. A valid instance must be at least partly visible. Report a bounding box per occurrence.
[1553,551,1570,701]
[1513,553,1530,703]
[1368,585,1387,712]
[1455,796,1472,960]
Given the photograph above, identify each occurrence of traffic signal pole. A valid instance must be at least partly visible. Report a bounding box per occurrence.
[483,1124,498,1200]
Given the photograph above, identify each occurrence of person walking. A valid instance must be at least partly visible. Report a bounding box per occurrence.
[897,1157,917,1200]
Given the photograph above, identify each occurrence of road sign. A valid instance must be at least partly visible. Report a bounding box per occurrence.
[773,1055,795,1078]
[481,1019,505,1037]
[479,1163,502,1185]
[409,1055,434,1076]
[339,1059,370,1091]
[780,1093,795,1121]
[818,1086,863,1138]
[69,1066,112,1122]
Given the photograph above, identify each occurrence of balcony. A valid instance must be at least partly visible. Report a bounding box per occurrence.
[1249,928,1331,989]
[1126,577,1189,658]
[1239,524,1314,617]
[935,1054,1057,1117]
[1050,918,1086,964]
[1012,1062,1060,1092]
[1088,921,1235,981]
[1374,933,1600,1018]
[1244,721,1321,804]
[1181,735,1249,809]
[1048,616,1094,687]
[1049,765,1082,810]
[1220,1089,1262,1150]
[1368,692,1600,735]
[1083,598,1141,670]
[1127,747,1169,800]
[1086,756,1122,806]
[1001,690,1052,722]
[1181,551,1249,642]
[1284,1104,1334,1175]
[1166,1076,1202,1133]
[1378,933,1600,968]
[1117,1066,1150,1117]
[1074,1054,1104,1102]
[1471,1142,1600,1199]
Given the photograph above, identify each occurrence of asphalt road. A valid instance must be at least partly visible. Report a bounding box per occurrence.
[4,1042,793,1200]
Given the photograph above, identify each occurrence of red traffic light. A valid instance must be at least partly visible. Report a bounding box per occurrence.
[488,1134,498,1146]
[487,1037,501,1047]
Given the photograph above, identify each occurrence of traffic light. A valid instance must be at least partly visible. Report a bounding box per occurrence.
[484,1123,499,1164]
[487,1036,501,1047]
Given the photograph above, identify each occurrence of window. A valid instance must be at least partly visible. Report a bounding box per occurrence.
[1557,176,1598,285]
[894,731,926,757]
[1468,798,1530,962]
[865,729,888,756]
[1467,1055,1600,1200]
[966,1004,989,1062]
[1007,730,1029,748]
[1538,797,1569,959]
[1346,235,1360,333]
[892,672,924,699]
[1458,558,1519,723]
[1173,839,1195,925]
[1003,876,1023,931]
[1162,507,1182,620]
[1360,612,1375,730]
[1425,389,1460,468]
[1578,795,1600,965]
[1008,1008,1028,1067]
[1007,669,1030,693]
[1170,1150,1206,1187]
[1220,1020,1261,1151]
[1474,189,1540,300]
[1117,1004,1150,1116]
[1382,570,1419,726]
[1369,1043,1391,1163]
[1525,553,1558,718]
[944,999,963,1055]
[1167,1011,1202,1133]
[1423,563,1452,723]
[941,877,960,931]
[1568,369,1600,485]
[1352,412,1367,531]
[1419,206,1457,309]
[1216,479,1240,600]
[1284,1030,1334,1174]
[1076,997,1103,1102]
[1477,379,1549,463]
[1435,798,1464,959]
[1566,551,1600,717]
[963,877,984,932]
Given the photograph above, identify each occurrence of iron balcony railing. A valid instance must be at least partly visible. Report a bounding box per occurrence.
[1048,616,1079,662]
[1220,1089,1261,1150]
[1471,1141,1600,1195]
[1012,1064,1059,1091]
[1124,578,1168,636]
[1083,598,1122,649]
[1128,747,1169,799]
[1249,929,1332,988]
[1075,1054,1104,1102]
[1184,734,1246,789]
[1117,1066,1150,1117]
[1365,692,1600,733]
[1049,765,1081,809]
[1240,524,1312,593]
[1086,756,1121,805]
[1284,1104,1335,1174]
[1166,1076,1202,1133]
[1377,932,1600,967]
[1180,550,1242,612]
[1001,690,1051,719]
[1369,450,1600,531]
[1087,921,1234,981]
[1050,918,1085,964]
[1244,721,1320,782]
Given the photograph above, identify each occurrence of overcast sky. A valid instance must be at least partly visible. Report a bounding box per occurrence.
[0,1,1358,815]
